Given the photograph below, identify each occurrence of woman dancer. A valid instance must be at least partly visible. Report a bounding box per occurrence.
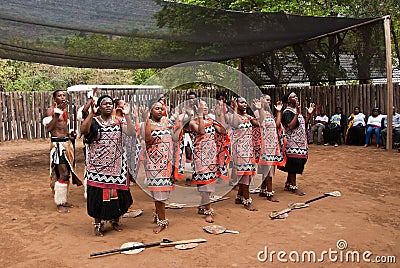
[81,95,135,236]
[230,97,259,211]
[279,92,314,196]
[253,96,286,202]
[144,99,183,233]
[182,100,229,222]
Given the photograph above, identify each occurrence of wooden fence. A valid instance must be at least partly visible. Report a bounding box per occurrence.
[0,83,399,141]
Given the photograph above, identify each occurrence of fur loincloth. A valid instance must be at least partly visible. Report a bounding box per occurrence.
[49,140,82,192]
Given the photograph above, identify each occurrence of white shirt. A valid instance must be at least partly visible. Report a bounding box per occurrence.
[352,113,366,126]
[314,115,328,126]
[367,114,384,127]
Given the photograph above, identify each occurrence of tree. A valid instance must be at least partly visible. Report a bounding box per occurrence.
[0,59,158,92]
[178,0,400,84]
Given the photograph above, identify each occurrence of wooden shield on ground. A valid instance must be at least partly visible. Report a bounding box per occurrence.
[203,225,240,234]
[288,202,309,209]
[175,243,199,250]
[203,225,227,234]
[122,209,144,218]
[119,242,145,255]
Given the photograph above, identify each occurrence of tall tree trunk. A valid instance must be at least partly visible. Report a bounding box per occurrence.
[293,44,322,86]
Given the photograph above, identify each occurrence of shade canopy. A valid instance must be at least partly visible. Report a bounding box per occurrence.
[0,0,386,84]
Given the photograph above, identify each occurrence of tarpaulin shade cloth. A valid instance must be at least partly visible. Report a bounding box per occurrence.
[0,0,386,84]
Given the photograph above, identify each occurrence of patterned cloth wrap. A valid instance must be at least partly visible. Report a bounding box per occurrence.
[231,116,258,176]
[85,117,129,191]
[258,111,286,167]
[175,117,230,184]
[282,108,308,159]
[144,118,175,191]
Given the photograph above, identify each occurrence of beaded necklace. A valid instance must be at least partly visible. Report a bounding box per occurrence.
[151,119,163,127]
[99,115,116,126]
[238,113,248,120]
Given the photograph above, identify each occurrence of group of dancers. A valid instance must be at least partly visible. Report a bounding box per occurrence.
[43,89,315,236]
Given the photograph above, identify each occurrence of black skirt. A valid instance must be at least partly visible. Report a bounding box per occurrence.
[347,125,365,146]
[87,185,133,220]
[324,124,341,145]
[279,157,307,174]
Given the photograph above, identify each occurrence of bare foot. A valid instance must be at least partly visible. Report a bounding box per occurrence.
[284,183,290,191]
[93,223,104,237]
[259,191,268,197]
[153,225,166,234]
[57,205,69,213]
[266,196,279,202]
[94,229,104,237]
[62,202,74,208]
[205,214,214,223]
[112,222,123,232]
[198,207,205,215]
[291,188,306,196]
[244,204,257,211]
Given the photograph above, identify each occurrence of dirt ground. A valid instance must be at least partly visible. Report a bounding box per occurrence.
[0,139,399,268]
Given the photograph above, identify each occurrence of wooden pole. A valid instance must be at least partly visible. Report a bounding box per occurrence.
[0,92,4,141]
[384,16,393,151]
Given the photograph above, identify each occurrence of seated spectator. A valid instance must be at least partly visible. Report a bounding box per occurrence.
[364,107,385,148]
[309,111,328,145]
[381,106,400,149]
[346,106,366,146]
[324,107,345,147]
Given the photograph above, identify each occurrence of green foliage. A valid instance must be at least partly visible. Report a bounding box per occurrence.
[178,0,400,72]
[0,59,159,92]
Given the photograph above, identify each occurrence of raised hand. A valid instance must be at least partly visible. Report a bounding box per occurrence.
[307,103,315,114]
[196,100,205,115]
[253,98,262,110]
[140,106,149,121]
[56,100,69,111]
[91,99,98,115]
[122,102,130,115]
[274,101,283,112]
[132,104,139,118]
